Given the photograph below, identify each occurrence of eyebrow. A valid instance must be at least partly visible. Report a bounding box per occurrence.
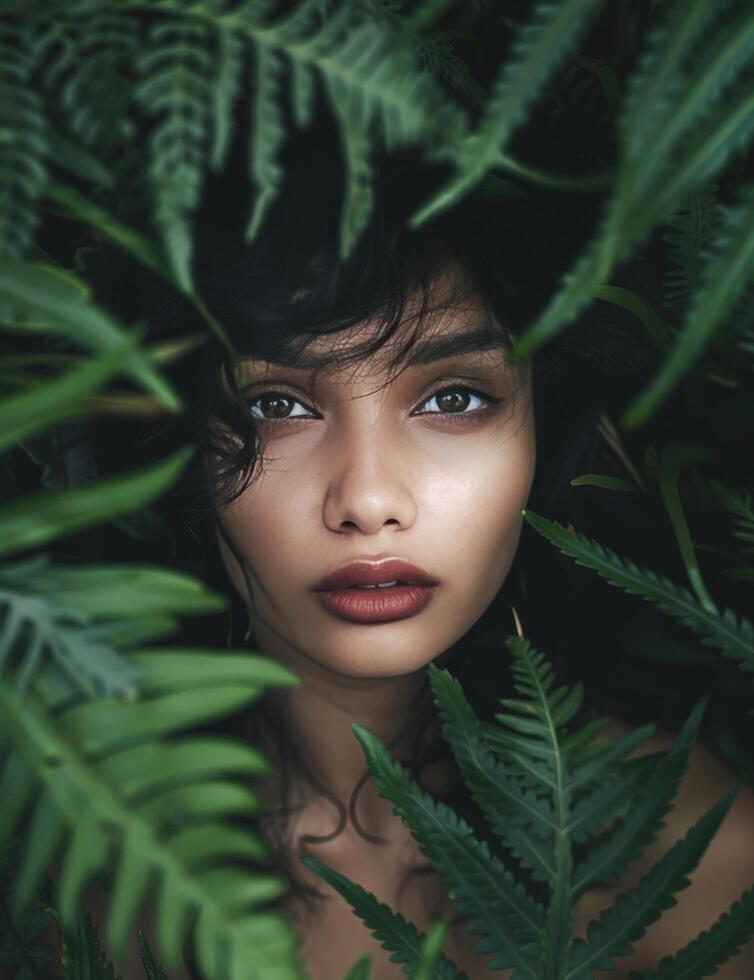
[247,323,509,373]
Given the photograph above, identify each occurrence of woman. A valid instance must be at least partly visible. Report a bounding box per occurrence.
[85,128,754,979]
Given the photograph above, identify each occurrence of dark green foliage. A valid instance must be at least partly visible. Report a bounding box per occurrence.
[1,0,754,977]
[521,510,754,675]
[306,638,754,978]
[64,912,120,980]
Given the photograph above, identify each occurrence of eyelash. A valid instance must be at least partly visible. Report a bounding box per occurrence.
[245,382,500,425]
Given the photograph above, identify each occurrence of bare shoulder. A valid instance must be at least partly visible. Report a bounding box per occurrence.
[574,716,754,978]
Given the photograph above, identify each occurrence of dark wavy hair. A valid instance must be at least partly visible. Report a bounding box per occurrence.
[82,116,672,939]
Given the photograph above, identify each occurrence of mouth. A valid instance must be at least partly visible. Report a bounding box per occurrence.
[313,558,439,592]
[312,557,439,623]
[315,582,437,624]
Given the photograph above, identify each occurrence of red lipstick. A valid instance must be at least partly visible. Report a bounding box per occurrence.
[313,558,439,624]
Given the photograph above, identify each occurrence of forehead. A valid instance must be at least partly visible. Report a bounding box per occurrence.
[237,271,514,385]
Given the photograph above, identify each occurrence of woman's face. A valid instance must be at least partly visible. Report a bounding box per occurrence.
[215,270,536,680]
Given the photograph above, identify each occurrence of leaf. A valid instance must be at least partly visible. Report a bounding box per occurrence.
[302,857,468,980]
[571,702,705,898]
[138,930,167,980]
[0,19,47,258]
[570,473,636,492]
[246,39,287,242]
[0,649,302,980]
[341,953,373,980]
[132,18,214,292]
[64,910,120,980]
[632,883,754,979]
[0,259,180,411]
[42,182,169,281]
[623,183,754,429]
[0,446,193,559]
[522,509,754,673]
[350,723,543,976]
[1,558,227,621]
[0,334,139,454]
[411,0,603,226]
[566,786,738,977]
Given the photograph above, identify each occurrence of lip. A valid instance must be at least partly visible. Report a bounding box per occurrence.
[312,558,439,592]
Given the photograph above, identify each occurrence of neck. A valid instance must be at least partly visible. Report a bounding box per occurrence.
[248,614,447,840]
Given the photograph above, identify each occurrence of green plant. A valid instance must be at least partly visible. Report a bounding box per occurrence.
[305,637,754,978]
[1,0,753,977]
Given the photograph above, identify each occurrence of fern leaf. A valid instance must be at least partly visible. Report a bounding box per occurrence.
[522,509,754,673]
[618,0,720,167]
[708,480,754,556]
[0,260,180,410]
[343,956,373,980]
[133,18,214,291]
[138,931,167,980]
[0,647,301,980]
[2,558,227,622]
[210,24,245,171]
[624,7,754,205]
[624,182,754,429]
[633,883,754,979]
[0,585,139,698]
[64,910,120,980]
[660,184,725,313]
[0,446,192,561]
[1,837,58,980]
[427,663,556,884]
[247,39,287,242]
[0,20,47,258]
[566,786,738,978]
[411,0,602,226]
[571,702,704,898]
[0,336,137,455]
[350,723,544,976]
[565,755,658,845]
[301,857,468,980]
[45,6,138,167]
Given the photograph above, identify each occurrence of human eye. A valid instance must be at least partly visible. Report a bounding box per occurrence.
[246,389,316,423]
[413,382,501,422]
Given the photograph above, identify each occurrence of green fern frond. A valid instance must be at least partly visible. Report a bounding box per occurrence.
[40,4,137,167]
[571,703,704,898]
[64,910,120,980]
[0,837,58,980]
[247,37,288,242]
[0,519,223,700]
[138,930,167,980]
[0,446,193,561]
[522,509,754,672]
[349,723,544,976]
[622,6,754,205]
[301,857,468,980]
[660,183,725,313]
[427,662,556,884]
[566,786,737,978]
[210,24,246,171]
[0,336,137,455]
[0,648,301,980]
[624,182,754,429]
[0,260,180,410]
[632,883,754,979]
[411,0,602,226]
[708,480,754,556]
[511,7,754,369]
[133,18,216,292]
[618,0,719,168]
[417,36,486,109]
[0,20,48,258]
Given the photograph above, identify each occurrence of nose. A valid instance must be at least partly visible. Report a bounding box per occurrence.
[322,414,418,535]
